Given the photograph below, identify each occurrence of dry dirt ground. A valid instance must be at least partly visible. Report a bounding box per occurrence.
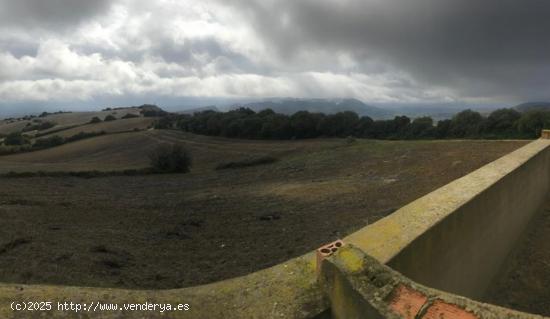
[484,200,550,316]
[0,130,527,289]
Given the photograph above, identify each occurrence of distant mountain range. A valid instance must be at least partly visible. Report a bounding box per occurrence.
[178,106,220,114]
[514,102,550,112]
[230,98,393,119]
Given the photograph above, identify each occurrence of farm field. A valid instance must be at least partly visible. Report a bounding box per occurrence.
[38,117,157,139]
[0,125,528,289]
[0,108,142,135]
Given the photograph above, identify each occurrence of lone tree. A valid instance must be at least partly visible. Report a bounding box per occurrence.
[90,116,102,124]
[149,144,192,173]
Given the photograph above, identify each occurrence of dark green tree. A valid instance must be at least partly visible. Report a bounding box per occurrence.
[517,110,550,138]
[484,108,521,136]
[449,110,484,138]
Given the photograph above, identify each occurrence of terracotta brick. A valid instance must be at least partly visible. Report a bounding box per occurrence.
[316,240,344,274]
[387,284,428,319]
[422,300,478,319]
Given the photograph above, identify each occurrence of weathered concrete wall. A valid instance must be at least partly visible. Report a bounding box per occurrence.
[321,245,546,319]
[345,139,550,300]
[0,253,327,318]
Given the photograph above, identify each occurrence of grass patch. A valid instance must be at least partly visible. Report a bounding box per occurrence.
[2,168,155,179]
[216,156,278,170]
[34,125,81,138]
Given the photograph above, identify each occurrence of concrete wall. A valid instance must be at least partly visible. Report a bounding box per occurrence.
[346,139,550,300]
[320,245,546,319]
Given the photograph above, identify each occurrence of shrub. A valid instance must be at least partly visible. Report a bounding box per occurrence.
[149,144,192,173]
[121,113,139,119]
[21,121,56,132]
[104,115,117,122]
[90,117,102,124]
[346,136,356,144]
[4,132,29,146]
[65,131,106,143]
[216,156,277,170]
[38,121,56,130]
[33,135,65,149]
[0,145,32,155]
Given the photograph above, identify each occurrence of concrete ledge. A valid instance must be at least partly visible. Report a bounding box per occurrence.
[320,245,546,319]
[0,253,326,318]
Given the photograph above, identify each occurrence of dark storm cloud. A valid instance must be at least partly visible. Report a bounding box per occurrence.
[2,0,549,107]
[0,0,113,29]
[223,0,550,101]
[150,36,259,74]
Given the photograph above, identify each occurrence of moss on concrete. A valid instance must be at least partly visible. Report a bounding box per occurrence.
[322,245,547,319]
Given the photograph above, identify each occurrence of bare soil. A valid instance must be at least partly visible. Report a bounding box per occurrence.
[0,132,527,289]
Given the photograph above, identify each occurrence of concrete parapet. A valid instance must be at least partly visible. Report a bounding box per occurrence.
[0,253,327,318]
[320,244,546,319]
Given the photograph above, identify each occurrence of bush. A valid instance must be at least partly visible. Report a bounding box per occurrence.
[38,121,56,130]
[90,117,102,124]
[0,145,32,155]
[216,156,277,170]
[104,115,117,122]
[121,113,139,119]
[65,131,106,143]
[21,121,56,132]
[4,132,29,146]
[149,144,192,173]
[33,135,65,149]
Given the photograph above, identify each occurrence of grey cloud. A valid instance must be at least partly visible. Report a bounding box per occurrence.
[151,37,257,73]
[3,0,549,107]
[221,0,550,102]
[0,0,113,29]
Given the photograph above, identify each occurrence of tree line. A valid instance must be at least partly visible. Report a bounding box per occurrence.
[156,107,550,140]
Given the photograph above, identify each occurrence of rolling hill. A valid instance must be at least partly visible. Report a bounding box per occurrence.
[0,129,332,173]
[0,107,143,136]
[38,117,156,139]
[515,102,550,112]
[231,98,393,119]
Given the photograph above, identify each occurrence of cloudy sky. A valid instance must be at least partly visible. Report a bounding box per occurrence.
[1,0,549,114]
